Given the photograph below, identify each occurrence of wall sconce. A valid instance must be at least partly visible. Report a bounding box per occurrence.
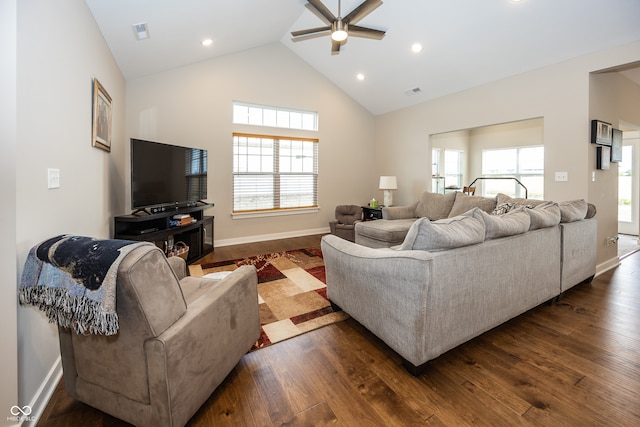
[379,176,397,207]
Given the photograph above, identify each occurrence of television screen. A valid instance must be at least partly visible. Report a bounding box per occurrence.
[131,138,207,210]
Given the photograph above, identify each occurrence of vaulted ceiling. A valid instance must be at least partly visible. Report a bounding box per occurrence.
[86,0,640,115]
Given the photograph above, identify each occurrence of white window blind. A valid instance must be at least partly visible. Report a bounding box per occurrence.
[233,133,318,213]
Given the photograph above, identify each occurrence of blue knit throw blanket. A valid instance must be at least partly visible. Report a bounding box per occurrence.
[19,235,151,335]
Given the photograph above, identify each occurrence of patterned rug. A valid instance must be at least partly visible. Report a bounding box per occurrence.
[188,247,349,351]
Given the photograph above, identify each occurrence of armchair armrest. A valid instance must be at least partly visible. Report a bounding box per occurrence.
[144,265,260,426]
[167,256,187,280]
[382,202,419,220]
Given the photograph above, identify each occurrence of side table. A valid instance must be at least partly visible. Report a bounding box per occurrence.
[362,206,383,221]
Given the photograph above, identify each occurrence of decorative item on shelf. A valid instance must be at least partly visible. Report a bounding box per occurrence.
[379,176,397,207]
[591,119,612,146]
[172,214,192,226]
[369,198,379,208]
[167,241,189,260]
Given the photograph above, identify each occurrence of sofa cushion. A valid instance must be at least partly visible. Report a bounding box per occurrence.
[479,208,530,239]
[355,219,417,245]
[414,191,457,220]
[496,193,546,207]
[526,201,561,230]
[382,202,419,220]
[559,199,588,223]
[399,208,485,251]
[448,192,497,217]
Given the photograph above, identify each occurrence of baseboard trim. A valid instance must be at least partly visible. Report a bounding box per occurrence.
[215,227,329,247]
[22,356,62,427]
[596,256,621,277]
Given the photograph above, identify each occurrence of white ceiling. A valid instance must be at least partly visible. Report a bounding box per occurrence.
[86,0,640,116]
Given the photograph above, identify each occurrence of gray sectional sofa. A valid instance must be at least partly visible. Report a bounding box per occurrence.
[321,191,597,374]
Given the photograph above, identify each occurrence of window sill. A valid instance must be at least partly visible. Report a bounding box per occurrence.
[232,207,320,220]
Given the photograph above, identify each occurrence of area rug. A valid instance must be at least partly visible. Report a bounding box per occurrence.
[188,247,349,351]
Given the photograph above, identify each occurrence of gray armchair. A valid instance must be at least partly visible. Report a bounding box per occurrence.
[329,205,363,242]
[57,244,260,427]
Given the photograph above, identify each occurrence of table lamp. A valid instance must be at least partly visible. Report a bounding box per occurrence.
[379,176,397,207]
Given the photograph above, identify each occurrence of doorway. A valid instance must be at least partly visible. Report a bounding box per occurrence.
[618,129,640,258]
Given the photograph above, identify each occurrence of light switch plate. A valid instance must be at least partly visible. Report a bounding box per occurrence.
[48,168,60,189]
[555,171,568,182]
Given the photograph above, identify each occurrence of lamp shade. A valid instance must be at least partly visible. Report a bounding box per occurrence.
[379,176,397,190]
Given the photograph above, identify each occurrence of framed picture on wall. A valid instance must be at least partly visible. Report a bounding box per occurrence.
[611,128,623,162]
[596,145,611,170]
[591,119,612,146]
[92,78,112,152]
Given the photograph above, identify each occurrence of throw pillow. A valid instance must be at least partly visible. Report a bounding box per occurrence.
[448,192,497,217]
[399,208,485,251]
[496,193,546,207]
[414,191,457,220]
[492,202,525,215]
[478,207,531,240]
[526,201,561,230]
[559,199,588,223]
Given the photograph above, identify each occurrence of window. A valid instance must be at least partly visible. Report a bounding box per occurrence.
[233,133,318,214]
[444,150,463,189]
[432,149,463,193]
[481,146,544,199]
[186,149,207,202]
[233,102,318,131]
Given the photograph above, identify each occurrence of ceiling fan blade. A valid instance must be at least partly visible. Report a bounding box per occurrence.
[348,25,385,40]
[331,39,342,55]
[343,0,383,25]
[306,0,336,26]
[292,30,332,42]
[291,26,331,37]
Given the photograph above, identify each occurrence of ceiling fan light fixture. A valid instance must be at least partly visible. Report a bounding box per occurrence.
[331,20,348,41]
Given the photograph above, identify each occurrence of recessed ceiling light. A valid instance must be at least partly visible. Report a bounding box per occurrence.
[411,43,423,53]
[201,38,213,47]
[356,73,366,81]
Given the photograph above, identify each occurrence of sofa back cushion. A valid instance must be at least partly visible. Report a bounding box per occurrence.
[496,193,546,207]
[478,208,531,239]
[559,199,588,222]
[448,192,497,217]
[399,208,485,251]
[526,201,561,230]
[414,191,457,220]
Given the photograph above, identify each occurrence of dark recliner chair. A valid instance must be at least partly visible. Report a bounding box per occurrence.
[329,205,362,242]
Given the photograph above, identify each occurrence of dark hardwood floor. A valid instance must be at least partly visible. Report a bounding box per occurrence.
[38,234,640,426]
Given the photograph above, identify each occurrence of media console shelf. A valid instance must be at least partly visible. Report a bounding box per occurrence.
[114,203,214,263]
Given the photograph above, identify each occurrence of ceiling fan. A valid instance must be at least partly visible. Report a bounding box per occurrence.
[291,0,385,55]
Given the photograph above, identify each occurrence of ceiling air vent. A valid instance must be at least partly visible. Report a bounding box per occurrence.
[404,87,422,96]
[132,22,150,40]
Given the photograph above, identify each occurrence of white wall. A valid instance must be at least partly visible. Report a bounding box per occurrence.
[16,0,125,420]
[0,0,19,425]
[126,43,377,245]
[375,41,640,268]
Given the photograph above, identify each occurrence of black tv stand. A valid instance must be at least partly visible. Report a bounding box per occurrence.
[114,203,214,263]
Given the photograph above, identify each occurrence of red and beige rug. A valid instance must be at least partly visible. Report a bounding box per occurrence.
[189,247,349,351]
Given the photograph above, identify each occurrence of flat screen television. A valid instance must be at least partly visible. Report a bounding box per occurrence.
[131,138,208,211]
